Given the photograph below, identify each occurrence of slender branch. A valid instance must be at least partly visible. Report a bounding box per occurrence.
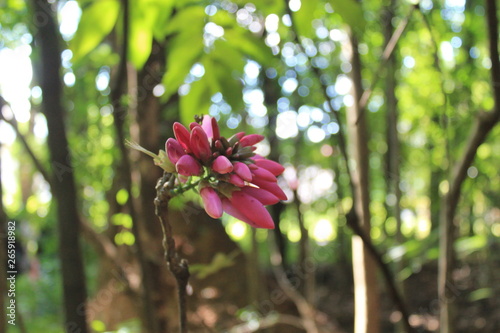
[357,4,417,119]
[268,235,320,333]
[486,0,500,116]
[155,172,190,333]
[284,2,414,331]
[0,97,53,188]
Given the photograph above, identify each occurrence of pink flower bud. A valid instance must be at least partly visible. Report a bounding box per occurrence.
[252,166,277,182]
[211,117,220,140]
[252,178,288,201]
[176,154,202,176]
[221,198,257,227]
[241,187,280,205]
[229,191,274,229]
[228,174,245,187]
[212,156,233,174]
[230,132,245,142]
[240,134,264,147]
[166,138,186,164]
[255,159,285,176]
[190,126,212,162]
[190,122,201,130]
[201,115,220,140]
[233,162,252,181]
[200,187,223,219]
[173,122,192,153]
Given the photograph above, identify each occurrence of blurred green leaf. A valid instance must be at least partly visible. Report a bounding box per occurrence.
[190,250,239,279]
[179,77,212,124]
[455,235,487,256]
[469,288,492,302]
[162,32,204,100]
[128,0,159,69]
[224,28,275,66]
[293,0,319,38]
[328,0,366,36]
[70,0,120,63]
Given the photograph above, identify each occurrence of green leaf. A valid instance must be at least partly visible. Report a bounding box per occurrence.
[455,235,487,256]
[224,28,274,66]
[152,0,175,40]
[328,0,366,36]
[128,0,160,69]
[232,0,284,16]
[293,0,319,39]
[179,78,212,124]
[189,251,239,279]
[163,5,206,36]
[70,0,120,63]
[162,32,204,100]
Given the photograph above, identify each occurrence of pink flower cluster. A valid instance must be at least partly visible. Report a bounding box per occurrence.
[166,116,286,229]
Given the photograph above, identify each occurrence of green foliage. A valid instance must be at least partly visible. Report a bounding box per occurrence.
[70,0,120,63]
[190,250,239,279]
[328,0,366,36]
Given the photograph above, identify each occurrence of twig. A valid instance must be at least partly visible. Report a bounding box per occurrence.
[268,235,319,333]
[155,172,190,333]
[357,4,417,122]
[0,97,53,188]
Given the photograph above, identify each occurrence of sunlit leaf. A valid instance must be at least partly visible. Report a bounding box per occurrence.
[328,0,366,36]
[70,0,120,63]
[162,32,204,100]
[179,78,212,124]
[455,235,487,256]
[293,0,319,39]
[224,29,274,65]
[128,0,159,69]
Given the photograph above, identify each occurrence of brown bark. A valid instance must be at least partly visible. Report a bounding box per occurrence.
[438,0,500,331]
[347,34,380,333]
[31,0,88,331]
[130,42,169,331]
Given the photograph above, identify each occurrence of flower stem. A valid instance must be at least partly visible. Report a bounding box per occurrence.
[155,172,190,333]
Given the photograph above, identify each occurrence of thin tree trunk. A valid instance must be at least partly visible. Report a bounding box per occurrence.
[347,34,380,333]
[438,0,500,331]
[110,1,160,331]
[384,1,402,244]
[31,0,88,331]
[132,42,168,331]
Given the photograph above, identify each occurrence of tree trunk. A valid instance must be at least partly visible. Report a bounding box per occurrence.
[31,0,88,331]
[110,1,160,331]
[347,34,380,333]
[438,0,500,331]
[131,42,169,331]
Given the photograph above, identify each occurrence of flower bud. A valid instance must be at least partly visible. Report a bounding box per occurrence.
[166,138,186,164]
[212,156,233,174]
[240,134,264,147]
[233,162,252,181]
[200,187,223,219]
[176,154,202,176]
[190,126,212,162]
[173,122,192,153]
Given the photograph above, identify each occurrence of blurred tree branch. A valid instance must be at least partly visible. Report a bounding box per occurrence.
[438,0,500,331]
